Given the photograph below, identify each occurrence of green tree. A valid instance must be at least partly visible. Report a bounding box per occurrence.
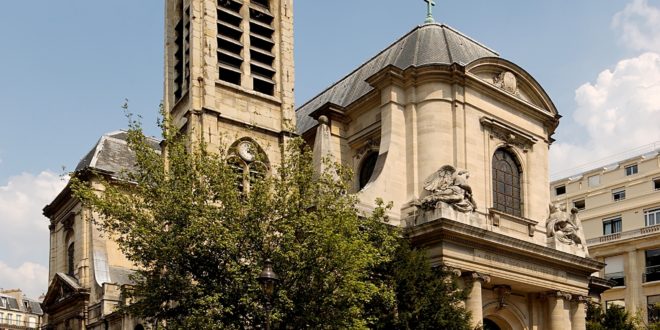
[586,301,635,330]
[71,113,471,329]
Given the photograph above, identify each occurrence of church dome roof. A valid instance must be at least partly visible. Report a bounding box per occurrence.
[296,23,499,134]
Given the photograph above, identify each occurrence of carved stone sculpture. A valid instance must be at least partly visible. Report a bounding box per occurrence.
[415,165,476,212]
[546,204,588,254]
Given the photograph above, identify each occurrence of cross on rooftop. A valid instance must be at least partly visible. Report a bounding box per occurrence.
[424,0,435,23]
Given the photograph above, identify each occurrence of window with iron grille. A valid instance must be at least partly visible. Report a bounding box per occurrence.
[492,149,522,217]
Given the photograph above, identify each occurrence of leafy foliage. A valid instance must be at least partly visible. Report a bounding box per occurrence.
[71,112,471,329]
[586,301,635,330]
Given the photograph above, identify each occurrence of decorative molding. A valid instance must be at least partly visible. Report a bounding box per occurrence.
[488,208,538,237]
[542,290,572,301]
[480,117,537,152]
[492,71,521,96]
[493,285,512,309]
[354,138,380,159]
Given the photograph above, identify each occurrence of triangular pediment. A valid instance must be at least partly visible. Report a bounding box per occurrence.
[42,273,88,309]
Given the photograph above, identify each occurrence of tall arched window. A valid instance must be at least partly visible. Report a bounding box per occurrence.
[492,148,523,217]
[358,152,378,190]
[67,243,75,276]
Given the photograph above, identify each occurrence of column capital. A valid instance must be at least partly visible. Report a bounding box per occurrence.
[571,294,589,303]
[441,265,462,277]
[542,290,572,301]
[463,271,491,284]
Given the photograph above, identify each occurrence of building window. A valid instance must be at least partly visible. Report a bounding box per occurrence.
[604,255,625,287]
[625,164,638,176]
[492,148,523,217]
[645,249,660,283]
[228,139,269,193]
[67,243,75,276]
[217,0,276,95]
[654,178,660,191]
[358,152,378,190]
[0,312,4,324]
[0,297,5,308]
[612,188,626,201]
[6,314,12,325]
[588,175,601,187]
[646,208,660,227]
[173,2,191,100]
[603,217,622,235]
[605,300,626,311]
[649,295,660,324]
[16,315,21,326]
[573,199,586,210]
[28,317,37,328]
[555,185,566,196]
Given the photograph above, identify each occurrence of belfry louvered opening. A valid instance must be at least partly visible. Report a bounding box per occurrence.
[174,3,191,100]
[249,5,275,95]
[217,0,244,85]
[216,0,276,95]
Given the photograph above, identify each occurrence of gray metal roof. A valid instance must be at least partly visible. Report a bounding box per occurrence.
[296,23,499,134]
[75,131,161,175]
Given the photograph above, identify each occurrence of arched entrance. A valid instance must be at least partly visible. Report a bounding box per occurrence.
[484,318,501,330]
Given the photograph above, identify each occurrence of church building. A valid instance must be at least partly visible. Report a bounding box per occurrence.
[41,0,605,329]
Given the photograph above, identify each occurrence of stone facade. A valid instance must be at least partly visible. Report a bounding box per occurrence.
[297,23,604,329]
[42,132,155,330]
[551,146,660,324]
[42,1,609,329]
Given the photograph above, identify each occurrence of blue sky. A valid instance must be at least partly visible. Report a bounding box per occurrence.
[1,0,660,298]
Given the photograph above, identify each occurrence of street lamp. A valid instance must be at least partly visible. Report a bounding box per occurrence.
[258,259,279,330]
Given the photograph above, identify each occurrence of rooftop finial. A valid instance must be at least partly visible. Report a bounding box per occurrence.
[424,0,436,24]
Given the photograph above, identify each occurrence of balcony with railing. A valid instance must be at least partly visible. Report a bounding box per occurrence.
[0,316,40,329]
[587,224,660,246]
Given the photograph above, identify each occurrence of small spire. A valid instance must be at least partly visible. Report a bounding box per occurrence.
[424,0,436,23]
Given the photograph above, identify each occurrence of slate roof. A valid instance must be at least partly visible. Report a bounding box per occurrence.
[296,23,499,134]
[75,131,161,175]
[0,292,43,315]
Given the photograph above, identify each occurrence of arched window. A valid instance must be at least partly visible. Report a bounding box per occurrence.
[358,152,378,190]
[67,243,75,276]
[228,139,269,193]
[492,148,522,217]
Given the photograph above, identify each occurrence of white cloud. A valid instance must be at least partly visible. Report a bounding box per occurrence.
[550,0,660,178]
[551,52,660,177]
[0,262,49,299]
[612,0,660,52]
[0,171,67,298]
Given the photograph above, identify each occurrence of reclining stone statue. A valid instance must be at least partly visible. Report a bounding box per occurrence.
[415,165,476,213]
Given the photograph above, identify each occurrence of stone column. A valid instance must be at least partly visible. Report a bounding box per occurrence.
[464,272,490,329]
[570,295,587,330]
[547,291,571,330]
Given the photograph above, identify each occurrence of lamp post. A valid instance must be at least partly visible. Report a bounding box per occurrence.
[258,259,279,330]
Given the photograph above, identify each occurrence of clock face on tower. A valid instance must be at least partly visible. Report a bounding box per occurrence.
[237,141,255,162]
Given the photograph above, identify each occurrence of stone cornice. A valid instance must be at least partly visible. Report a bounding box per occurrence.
[407,218,604,274]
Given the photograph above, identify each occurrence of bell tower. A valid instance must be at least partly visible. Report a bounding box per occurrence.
[164,0,295,162]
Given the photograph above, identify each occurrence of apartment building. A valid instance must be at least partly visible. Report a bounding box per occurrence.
[551,147,660,323]
[0,289,43,330]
